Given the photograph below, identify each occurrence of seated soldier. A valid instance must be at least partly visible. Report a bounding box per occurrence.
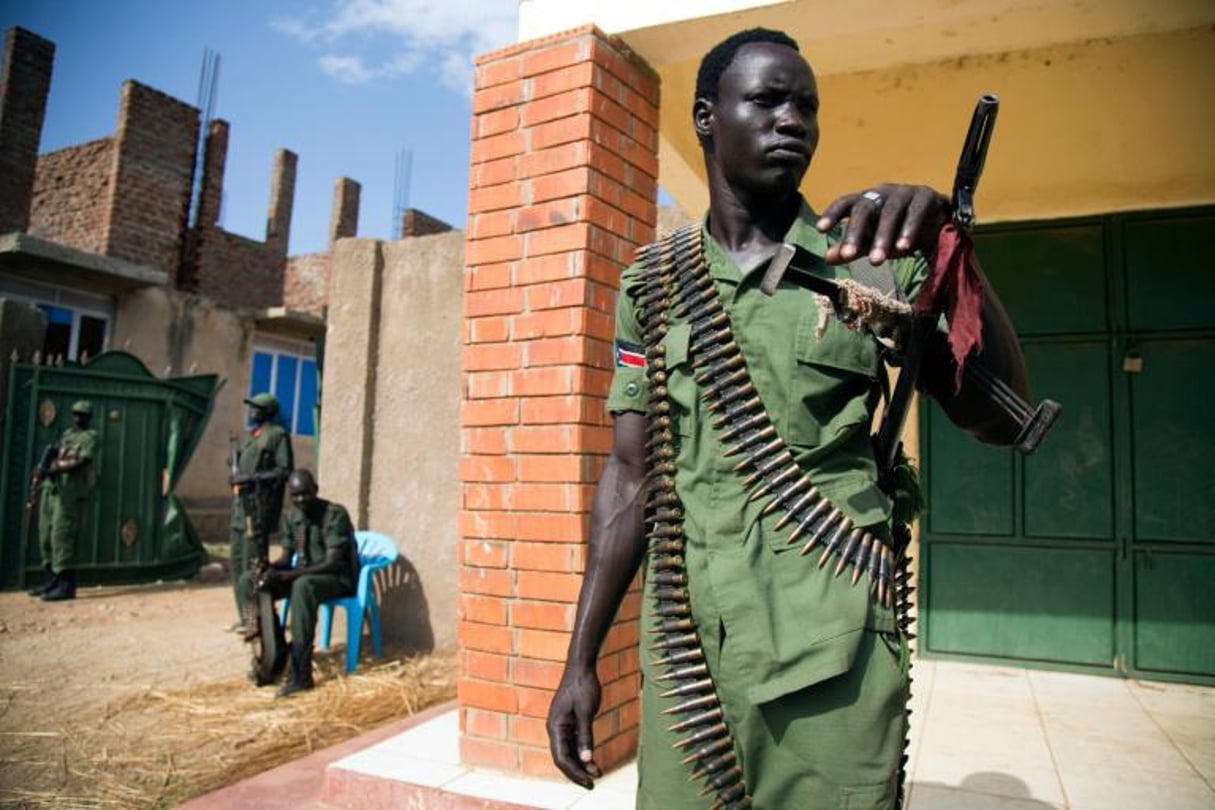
[236,469,359,697]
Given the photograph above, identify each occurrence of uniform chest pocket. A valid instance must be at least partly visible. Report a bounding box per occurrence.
[786,307,881,449]
[660,322,698,436]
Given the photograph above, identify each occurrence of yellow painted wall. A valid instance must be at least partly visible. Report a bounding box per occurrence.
[658,26,1215,223]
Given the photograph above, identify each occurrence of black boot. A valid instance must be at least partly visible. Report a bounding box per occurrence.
[27,565,57,597]
[276,641,315,698]
[41,570,76,601]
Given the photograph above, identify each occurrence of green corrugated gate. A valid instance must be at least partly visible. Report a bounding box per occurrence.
[0,352,219,590]
[920,206,1215,685]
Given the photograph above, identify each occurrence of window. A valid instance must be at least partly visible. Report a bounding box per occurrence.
[247,338,319,437]
[0,279,112,361]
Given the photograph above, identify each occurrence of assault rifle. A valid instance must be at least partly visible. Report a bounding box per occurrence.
[24,444,58,540]
[229,434,287,685]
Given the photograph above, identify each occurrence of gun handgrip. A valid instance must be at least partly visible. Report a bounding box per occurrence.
[1015,399,1063,455]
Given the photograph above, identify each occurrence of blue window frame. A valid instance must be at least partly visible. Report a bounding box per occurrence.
[247,343,319,437]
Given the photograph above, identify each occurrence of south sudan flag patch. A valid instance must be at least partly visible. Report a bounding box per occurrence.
[615,340,645,369]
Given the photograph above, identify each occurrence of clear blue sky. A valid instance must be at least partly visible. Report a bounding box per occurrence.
[4,0,520,255]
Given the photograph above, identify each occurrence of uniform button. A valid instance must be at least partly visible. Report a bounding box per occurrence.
[624,382,640,397]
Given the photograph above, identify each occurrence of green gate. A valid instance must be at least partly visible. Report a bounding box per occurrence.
[919,206,1215,685]
[0,352,219,590]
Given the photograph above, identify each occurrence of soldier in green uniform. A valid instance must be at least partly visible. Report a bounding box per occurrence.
[29,400,100,602]
[547,29,1030,808]
[236,469,359,697]
[229,392,294,629]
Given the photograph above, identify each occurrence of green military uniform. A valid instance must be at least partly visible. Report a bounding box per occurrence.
[230,417,293,613]
[237,500,358,650]
[608,202,926,809]
[39,420,99,574]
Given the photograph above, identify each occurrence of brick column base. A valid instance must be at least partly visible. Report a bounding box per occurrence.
[458,25,659,778]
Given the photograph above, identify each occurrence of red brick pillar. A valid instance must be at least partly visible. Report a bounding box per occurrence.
[458,25,659,778]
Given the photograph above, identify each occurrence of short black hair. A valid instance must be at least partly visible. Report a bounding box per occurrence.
[695,28,800,103]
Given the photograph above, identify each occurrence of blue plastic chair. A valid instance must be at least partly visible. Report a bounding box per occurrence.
[282,530,399,672]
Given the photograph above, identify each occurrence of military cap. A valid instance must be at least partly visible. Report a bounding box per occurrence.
[71,400,93,415]
[244,392,280,414]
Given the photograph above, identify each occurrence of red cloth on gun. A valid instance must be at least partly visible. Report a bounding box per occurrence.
[914,222,984,391]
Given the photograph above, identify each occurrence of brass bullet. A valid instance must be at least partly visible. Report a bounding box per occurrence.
[680,735,733,765]
[653,618,697,635]
[653,644,706,668]
[704,367,749,397]
[672,721,726,749]
[731,439,788,473]
[772,485,820,527]
[649,631,699,651]
[666,706,724,733]
[832,528,864,576]
[689,751,737,779]
[694,340,740,368]
[700,766,744,797]
[816,519,854,567]
[652,570,688,586]
[652,506,683,522]
[746,462,798,498]
[723,425,777,459]
[652,586,690,602]
[652,602,691,618]
[851,534,875,586]
[650,555,685,571]
[662,692,720,716]
[650,540,686,556]
[656,662,710,683]
[717,410,767,441]
[695,354,745,385]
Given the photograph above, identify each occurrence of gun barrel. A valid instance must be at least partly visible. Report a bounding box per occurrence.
[951,94,999,230]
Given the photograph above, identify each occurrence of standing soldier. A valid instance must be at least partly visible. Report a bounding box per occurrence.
[229,392,293,630]
[29,400,99,602]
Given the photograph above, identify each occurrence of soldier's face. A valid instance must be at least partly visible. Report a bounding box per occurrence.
[72,412,89,428]
[699,42,819,196]
[249,406,267,425]
[289,481,318,513]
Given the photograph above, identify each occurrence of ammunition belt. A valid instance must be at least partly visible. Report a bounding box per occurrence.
[636,224,913,808]
[636,225,749,810]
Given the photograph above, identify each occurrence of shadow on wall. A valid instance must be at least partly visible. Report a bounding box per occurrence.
[375,556,435,656]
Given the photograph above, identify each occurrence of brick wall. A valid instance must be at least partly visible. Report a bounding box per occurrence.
[106,80,198,274]
[458,25,659,777]
[0,27,54,235]
[283,252,330,316]
[195,229,285,310]
[329,177,360,247]
[401,207,453,238]
[28,138,113,253]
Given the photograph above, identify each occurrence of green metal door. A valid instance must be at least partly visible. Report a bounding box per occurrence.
[919,207,1215,684]
[0,352,219,590]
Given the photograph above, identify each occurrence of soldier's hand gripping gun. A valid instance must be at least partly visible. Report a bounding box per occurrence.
[872,95,1061,469]
[24,444,58,538]
[761,96,1062,460]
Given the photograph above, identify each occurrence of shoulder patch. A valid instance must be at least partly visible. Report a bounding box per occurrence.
[614,340,646,369]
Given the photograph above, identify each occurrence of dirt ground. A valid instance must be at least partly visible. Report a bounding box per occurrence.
[0,574,456,809]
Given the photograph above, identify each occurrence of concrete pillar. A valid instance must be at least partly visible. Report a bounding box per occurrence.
[0,27,54,235]
[265,148,296,255]
[328,176,360,248]
[318,238,383,528]
[458,25,659,777]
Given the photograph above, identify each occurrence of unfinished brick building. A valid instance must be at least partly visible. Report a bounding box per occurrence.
[0,25,365,533]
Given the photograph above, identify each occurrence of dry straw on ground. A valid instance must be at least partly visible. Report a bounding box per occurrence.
[0,652,456,810]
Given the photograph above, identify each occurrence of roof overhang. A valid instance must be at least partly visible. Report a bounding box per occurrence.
[518,0,1215,218]
[254,306,325,342]
[0,232,169,294]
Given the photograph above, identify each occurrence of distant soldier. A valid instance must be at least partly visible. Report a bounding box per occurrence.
[236,469,359,697]
[29,400,99,602]
[229,392,294,629]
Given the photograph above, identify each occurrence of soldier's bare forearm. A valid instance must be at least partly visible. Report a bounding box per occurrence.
[564,412,649,672]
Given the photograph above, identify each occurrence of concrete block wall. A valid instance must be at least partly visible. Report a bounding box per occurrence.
[28,138,113,254]
[457,25,659,777]
[106,81,199,275]
[0,27,54,235]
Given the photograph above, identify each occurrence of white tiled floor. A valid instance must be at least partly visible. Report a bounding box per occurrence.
[330,659,1215,809]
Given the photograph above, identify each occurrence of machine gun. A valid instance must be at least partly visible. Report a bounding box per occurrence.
[229,434,287,686]
[24,444,58,545]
